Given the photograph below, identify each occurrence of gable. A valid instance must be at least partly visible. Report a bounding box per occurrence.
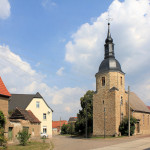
[26,97,53,112]
[0,77,11,97]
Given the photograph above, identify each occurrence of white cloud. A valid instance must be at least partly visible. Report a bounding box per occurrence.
[65,106,71,113]
[56,67,64,76]
[0,0,10,19]
[65,0,150,103]
[0,44,85,120]
[42,0,56,8]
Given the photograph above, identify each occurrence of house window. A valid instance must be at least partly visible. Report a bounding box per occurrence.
[36,101,40,108]
[43,113,46,120]
[103,100,104,105]
[23,126,29,132]
[43,126,47,133]
[102,77,105,86]
[121,96,123,105]
[120,77,122,85]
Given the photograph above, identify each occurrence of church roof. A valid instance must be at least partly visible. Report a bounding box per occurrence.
[129,92,150,113]
[99,57,123,74]
[97,23,124,74]
[0,77,11,97]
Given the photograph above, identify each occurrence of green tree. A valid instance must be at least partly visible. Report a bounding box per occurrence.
[75,90,94,136]
[17,129,31,146]
[119,116,137,136]
[0,111,6,147]
[61,124,70,134]
[0,111,5,128]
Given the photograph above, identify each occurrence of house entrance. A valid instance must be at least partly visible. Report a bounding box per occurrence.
[136,122,140,133]
[8,127,13,141]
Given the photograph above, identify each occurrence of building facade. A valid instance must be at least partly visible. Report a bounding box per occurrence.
[0,77,11,138]
[9,92,53,138]
[93,23,150,136]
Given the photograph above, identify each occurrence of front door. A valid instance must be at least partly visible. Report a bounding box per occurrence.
[136,122,140,133]
[8,127,13,141]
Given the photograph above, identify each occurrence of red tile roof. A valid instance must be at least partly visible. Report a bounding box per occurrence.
[0,77,11,97]
[10,108,41,124]
[147,106,150,110]
[27,110,41,123]
[52,120,68,128]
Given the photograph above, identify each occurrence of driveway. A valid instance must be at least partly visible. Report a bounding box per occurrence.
[51,135,150,150]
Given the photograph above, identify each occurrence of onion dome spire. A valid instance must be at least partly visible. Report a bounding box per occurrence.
[104,23,115,59]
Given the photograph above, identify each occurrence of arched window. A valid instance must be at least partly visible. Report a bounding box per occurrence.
[102,77,105,86]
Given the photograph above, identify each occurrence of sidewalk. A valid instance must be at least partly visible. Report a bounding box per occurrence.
[92,137,150,150]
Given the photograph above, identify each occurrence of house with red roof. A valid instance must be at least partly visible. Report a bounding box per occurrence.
[52,120,68,135]
[0,77,11,138]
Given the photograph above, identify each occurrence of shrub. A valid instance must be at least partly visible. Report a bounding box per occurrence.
[61,124,70,134]
[0,111,5,128]
[0,128,7,147]
[17,129,31,146]
[119,116,137,136]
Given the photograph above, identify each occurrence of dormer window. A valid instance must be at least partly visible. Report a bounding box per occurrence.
[102,77,105,86]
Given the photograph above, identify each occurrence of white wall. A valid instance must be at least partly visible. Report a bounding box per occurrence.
[26,98,52,137]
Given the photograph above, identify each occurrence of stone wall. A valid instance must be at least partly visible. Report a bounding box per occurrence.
[9,119,41,142]
[133,112,150,135]
[93,71,127,136]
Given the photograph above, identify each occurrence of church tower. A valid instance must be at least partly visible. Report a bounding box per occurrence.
[93,23,127,136]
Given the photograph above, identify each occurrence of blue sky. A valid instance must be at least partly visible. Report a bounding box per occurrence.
[0,0,150,120]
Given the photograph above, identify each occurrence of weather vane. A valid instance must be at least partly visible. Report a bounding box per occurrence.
[106,12,113,24]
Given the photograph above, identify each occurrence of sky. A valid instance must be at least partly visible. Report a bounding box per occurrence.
[0,0,150,121]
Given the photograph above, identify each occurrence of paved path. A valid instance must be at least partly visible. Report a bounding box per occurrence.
[52,135,150,150]
[92,137,150,150]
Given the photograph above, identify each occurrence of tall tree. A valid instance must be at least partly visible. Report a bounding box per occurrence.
[75,90,94,135]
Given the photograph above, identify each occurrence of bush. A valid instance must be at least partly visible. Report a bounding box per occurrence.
[119,116,137,136]
[0,128,7,147]
[61,124,70,134]
[0,111,5,128]
[0,111,6,148]
[17,129,31,146]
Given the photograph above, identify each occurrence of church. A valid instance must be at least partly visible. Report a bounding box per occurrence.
[93,23,150,136]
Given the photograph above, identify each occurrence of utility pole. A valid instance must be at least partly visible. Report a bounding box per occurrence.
[85,98,88,138]
[104,107,106,138]
[60,117,61,134]
[128,86,130,137]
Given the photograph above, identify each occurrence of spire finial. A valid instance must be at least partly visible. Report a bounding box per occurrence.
[106,12,113,39]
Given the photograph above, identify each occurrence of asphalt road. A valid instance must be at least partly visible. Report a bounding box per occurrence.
[51,134,150,150]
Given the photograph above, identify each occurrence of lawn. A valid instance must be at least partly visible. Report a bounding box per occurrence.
[3,141,54,150]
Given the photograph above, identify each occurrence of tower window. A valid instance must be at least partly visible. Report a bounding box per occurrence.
[121,96,123,105]
[102,77,105,86]
[121,113,123,121]
[120,77,122,86]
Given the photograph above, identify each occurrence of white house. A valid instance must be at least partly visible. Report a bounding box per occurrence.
[9,92,53,137]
